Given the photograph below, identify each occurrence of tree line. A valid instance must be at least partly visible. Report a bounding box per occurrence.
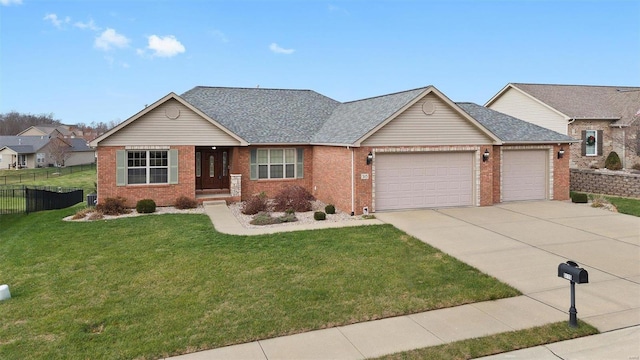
[0,111,118,139]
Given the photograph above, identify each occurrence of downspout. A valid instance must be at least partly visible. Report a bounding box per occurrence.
[350,146,355,216]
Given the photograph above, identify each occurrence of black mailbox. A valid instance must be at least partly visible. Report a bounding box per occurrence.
[558,261,588,284]
[557,260,589,327]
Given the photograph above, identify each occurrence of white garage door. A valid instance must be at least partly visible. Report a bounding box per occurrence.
[502,150,547,201]
[376,152,473,211]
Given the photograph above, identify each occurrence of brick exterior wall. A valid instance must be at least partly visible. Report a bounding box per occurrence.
[96,145,195,207]
[568,120,640,170]
[232,146,315,200]
[312,146,354,215]
[553,144,571,200]
[568,120,613,169]
[570,168,640,198]
[96,143,573,213]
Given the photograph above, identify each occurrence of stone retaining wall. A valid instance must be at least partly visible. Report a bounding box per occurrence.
[570,168,640,198]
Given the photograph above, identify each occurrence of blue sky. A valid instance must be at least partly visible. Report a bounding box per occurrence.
[1,0,638,126]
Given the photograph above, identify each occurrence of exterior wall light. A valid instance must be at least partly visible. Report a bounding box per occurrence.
[558,147,565,159]
[366,151,373,165]
[482,149,490,162]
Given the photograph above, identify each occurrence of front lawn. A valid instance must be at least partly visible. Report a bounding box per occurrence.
[0,207,519,359]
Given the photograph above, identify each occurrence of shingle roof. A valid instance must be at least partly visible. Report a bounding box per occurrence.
[0,136,50,153]
[511,83,640,126]
[312,87,429,144]
[176,85,575,146]
[68,138,93,152]
[457,103,576,143]
[181,87,340,144]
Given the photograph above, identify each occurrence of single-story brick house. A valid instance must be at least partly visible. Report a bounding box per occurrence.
[89,85,576,214]
[486,83,640,169]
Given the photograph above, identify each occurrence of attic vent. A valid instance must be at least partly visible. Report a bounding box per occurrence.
[422,100,436,115]
[165,106,180,120]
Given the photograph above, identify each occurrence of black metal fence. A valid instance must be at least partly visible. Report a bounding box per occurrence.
[0,163,96,186]
[0,186,83,214]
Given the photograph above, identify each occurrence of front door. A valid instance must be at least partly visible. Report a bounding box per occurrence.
[195,148,229,190]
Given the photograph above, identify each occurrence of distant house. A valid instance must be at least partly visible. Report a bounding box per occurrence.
[0,136,95,169]
[89,85,575,214]
[486,83,640,169]
[17,125,79,138]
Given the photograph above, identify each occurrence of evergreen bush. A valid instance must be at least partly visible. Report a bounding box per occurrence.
[136,199,157,214]
[604,151,622,170]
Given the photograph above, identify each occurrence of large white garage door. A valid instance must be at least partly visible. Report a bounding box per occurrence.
[502,150,547,201]
[376,152,473,211]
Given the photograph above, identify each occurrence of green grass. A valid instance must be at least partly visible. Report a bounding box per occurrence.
[571,191,640,217]
[377,321,598,360]
[0,206,520,360]
[0,164,96,195]
[600,195,640,216]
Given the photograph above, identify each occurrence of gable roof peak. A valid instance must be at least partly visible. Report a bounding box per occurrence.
[343,86,432,104]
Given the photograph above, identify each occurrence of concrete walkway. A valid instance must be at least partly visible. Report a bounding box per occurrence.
[168,201,639,359]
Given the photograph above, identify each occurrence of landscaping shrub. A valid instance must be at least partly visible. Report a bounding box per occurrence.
[96,197,130,215]
[273,185,315,212]
[174,195,198,209]
[250,212,278,225]
[136,199,156,214]
[604,151,622,170]
[571,193,589,203]
[314,211,326,221]
[72,208,95,220]
[87,210,104,220]
[242,192,269,215]
[325,204,336,214]
[249,211,298,226]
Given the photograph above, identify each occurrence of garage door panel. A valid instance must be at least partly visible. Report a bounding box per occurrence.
[503,150,547,201]
[376,152,473,210]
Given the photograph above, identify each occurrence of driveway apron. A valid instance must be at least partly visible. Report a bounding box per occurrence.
[375,201,640,332]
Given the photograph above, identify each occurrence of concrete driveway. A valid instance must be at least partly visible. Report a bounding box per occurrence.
[375,200,640,332]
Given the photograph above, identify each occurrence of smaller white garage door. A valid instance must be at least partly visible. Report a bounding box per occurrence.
[376,152,473,211]
[503,150,548,201]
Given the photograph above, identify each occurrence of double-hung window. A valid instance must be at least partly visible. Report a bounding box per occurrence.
[36,153,45,164]
[251,148,303,180]
[126,150,168,184]
[116,149,177,186]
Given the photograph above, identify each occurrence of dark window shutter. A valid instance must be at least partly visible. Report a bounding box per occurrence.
[581,130,587,156]
[597,130,604,156]
[637,130,640,155]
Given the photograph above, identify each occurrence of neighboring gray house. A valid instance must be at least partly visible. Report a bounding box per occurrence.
[486,83,640,169]
[0,136,95,169]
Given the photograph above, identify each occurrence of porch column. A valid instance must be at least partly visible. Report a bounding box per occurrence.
[230,174,241,197]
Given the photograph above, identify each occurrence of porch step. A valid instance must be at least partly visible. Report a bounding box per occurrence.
[202,200,227,206]
[196,192,237,205]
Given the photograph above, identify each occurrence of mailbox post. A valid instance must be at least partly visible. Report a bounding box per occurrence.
[557,260,588,327]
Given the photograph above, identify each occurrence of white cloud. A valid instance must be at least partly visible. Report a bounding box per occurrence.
[74,19,100,31]
[43,13,70,28]
[269,43,295,55]
[146,35,185,57]
[1,0,23,6]
[95,28,130,51]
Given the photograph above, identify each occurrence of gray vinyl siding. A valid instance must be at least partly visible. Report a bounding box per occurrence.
[488,88,568,135]
[362,93,493,146]
[65,151,96,166]
[100,99,242,146]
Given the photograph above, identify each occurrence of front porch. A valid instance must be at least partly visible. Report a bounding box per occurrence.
[194,173,242,204]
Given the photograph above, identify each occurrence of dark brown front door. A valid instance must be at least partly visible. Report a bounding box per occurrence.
[195,148,229,190]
